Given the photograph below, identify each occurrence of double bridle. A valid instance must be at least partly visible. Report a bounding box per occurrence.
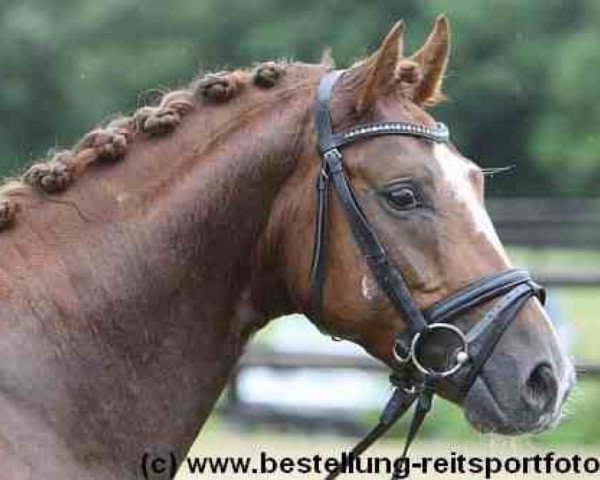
[309,70,545,479]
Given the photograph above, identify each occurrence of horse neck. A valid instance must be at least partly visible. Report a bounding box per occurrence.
[0,77,316,476]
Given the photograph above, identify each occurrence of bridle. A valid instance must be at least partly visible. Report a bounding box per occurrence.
[309,70,545,479]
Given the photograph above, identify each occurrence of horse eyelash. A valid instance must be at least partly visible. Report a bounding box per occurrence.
[482,165,515,178]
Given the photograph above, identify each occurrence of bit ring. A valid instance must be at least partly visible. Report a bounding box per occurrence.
[410,323,469,378]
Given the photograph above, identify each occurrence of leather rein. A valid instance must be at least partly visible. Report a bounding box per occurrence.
[308,70,545,479]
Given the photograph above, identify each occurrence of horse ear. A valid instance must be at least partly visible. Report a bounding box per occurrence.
[351,21,404,114]
[409,15,450,106]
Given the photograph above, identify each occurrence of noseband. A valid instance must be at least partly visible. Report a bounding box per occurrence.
[309,70,545,479]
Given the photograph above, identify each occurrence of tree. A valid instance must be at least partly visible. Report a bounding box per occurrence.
[0,0,596,196]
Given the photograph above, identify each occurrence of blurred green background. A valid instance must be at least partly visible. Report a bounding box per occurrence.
[1,0,599,196]
[2,0,599,461]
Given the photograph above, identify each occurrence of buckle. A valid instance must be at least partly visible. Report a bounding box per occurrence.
[392,342,412,365]
[410,323,469,378]
[322,148,343,173]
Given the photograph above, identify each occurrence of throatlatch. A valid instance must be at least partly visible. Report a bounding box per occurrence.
[309,70,545,480]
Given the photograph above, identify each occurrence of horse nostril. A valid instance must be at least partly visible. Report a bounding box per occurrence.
[524,363,558,415]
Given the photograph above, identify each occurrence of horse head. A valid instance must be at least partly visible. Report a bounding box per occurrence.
[271,17,575,435]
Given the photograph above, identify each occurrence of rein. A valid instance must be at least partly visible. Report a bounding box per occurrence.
[309,70,545,479]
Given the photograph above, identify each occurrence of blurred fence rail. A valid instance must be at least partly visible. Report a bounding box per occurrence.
[239,350,600,378]
[488,198,600,249]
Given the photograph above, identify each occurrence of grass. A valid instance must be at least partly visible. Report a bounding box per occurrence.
[560,289,600,362]
[508,247,600,362]
[508,247,600,273]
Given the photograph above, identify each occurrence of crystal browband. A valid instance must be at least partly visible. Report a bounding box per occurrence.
[319,121,450,153]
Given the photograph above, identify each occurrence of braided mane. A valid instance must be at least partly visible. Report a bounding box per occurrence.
[0,62,287,231]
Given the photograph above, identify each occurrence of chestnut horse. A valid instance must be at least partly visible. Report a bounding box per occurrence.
[0,16,574,479]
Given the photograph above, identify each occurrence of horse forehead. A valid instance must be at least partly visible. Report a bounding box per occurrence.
[432,143,505,252]
[432,143,473,188]
[376,99,435,126]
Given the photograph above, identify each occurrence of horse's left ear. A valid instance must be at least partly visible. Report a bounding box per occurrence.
[409,15,450,106]
[349,21,405,115]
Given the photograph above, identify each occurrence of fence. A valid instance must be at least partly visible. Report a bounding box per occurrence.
[487,198,600,249]
[223,198,600,428]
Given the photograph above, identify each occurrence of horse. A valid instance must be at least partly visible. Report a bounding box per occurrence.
[0,16,574,479]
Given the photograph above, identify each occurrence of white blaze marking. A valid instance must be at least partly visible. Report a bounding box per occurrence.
[433,144,508,258]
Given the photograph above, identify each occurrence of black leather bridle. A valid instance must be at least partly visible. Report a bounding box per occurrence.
[309,70,545,479]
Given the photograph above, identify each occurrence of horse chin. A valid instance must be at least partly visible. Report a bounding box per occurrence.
[462,375,561,436]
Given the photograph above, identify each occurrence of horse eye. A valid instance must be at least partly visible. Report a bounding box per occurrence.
[385,187,419,210]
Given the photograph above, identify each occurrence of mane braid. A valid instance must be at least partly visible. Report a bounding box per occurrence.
[0,61,290,231]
